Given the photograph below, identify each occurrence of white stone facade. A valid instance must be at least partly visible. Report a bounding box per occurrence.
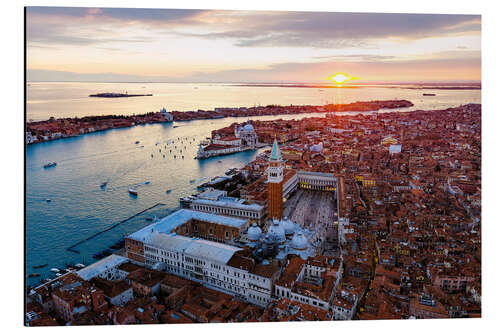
[142,236,277,307]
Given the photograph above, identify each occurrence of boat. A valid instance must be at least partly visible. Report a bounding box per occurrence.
[56,273,62,277]
[50,268,60,273]
[100,182,108,188]
[173,125,179,128]
[179,196,195,206]
[128,188,138,196]
[89,93,152,98]
[28,273,40,278]
[135,141,140,144]
[225,168,237,175]
[110,239,125,249]
[43,162,57,168]
[144,181,150,184]
[423,93,436,96]
[46,199,51,202]
[33,264,48,269]
[166,189,172,194]
[75,263,85,269]
[145,217,153,221]
[217,161,222,163]
[189,179,196,183]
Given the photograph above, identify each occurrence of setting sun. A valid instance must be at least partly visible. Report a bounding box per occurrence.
[328,73,358,85]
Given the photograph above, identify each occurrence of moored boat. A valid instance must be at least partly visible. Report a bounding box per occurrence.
[50,268,60,273]
[128,188,138,195]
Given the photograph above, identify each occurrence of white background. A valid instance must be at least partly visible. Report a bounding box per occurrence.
[1,0,497,332]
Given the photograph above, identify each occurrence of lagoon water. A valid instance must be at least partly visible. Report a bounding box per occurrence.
[27,82,480,121]
[25,82,480,287]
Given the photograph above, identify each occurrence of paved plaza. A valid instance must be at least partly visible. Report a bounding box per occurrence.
[283,189,338,255]
[284,189,336,229]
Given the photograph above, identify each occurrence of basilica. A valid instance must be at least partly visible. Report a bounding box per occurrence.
[234,120,259,148]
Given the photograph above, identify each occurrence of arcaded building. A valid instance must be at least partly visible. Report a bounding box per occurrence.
[124,209,280,307]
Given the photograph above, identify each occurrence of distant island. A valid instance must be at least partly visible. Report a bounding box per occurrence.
[26,100,413,144]
[232,83,481,90]
[89,92,153,98]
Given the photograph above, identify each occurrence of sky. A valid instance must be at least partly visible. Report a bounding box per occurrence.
[26,7,481,83]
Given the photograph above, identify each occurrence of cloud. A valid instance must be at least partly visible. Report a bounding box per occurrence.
[26,7,481,49]
[28,50,480,83]
[312,54,397,61]
[172,11,481,49]
[178,57,480,82]
[26,6,207,24]
[27,69,162,82]
[26,6,207,48]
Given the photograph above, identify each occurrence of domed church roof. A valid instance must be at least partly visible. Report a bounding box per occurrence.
[281,217,296,235]
[242,123,255,132]
[267,219,286,243]
[291,231,308,250]
[248,223,262,241]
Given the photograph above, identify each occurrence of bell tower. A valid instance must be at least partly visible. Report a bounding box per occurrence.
[267,138,283,220]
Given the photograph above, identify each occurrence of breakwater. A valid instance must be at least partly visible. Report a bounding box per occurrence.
[66,202,165,253]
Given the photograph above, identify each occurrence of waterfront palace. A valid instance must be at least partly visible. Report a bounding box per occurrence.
[119,139,345,310]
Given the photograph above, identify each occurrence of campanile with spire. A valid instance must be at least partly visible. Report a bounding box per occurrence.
[267,138,283,220]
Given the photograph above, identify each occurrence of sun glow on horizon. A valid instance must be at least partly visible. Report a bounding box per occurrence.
[328,73,359,85]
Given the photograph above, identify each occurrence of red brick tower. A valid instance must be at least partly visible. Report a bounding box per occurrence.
[267,138,283,220]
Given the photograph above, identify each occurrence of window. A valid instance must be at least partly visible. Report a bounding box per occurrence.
[209,228,213,235]
[225,231,229,239]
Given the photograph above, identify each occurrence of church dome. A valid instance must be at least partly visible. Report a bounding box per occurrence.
[281,217,296,235]
[267,219,286,243]
[291,231,308,250]
[242,123,254,132]
[263,234,273,244]
[247,223,262,241]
